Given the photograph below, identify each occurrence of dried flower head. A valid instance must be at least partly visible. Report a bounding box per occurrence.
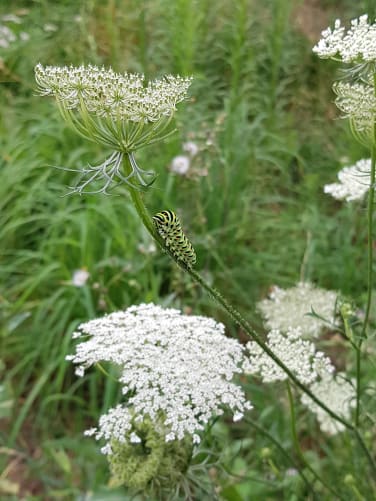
[324,158,371,201]
[243,327,334,384]
[313,14,376,63]
[67,303,251,450]
[35,64,192,193]
[301,374,355,435]
[257,282,338,337]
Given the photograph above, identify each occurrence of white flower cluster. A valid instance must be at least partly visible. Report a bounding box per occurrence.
[250,283,357,435]
[301,374,355,435]
[333,81,376,133]
[67,303,251,452]
[313,15,376,62]
[35,64,192,123]
[324,158,371,202]
[257,282,338,338]
[0,12,29,49]
[0,24,16,48]
[243,327,334,384]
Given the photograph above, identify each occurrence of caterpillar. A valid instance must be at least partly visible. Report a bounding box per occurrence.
[152,210,196,268]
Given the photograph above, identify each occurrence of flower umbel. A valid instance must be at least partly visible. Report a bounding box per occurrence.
[35,64,192,193]
[324,158,371,202]
[333,81,376,141]
[301,374,355,435]
[243,327,334,384]
[67,303,251,448]
[313,15,376,63]
[257,282,338,337]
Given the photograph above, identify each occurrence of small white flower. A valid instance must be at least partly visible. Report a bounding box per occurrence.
[84,427,97,436]
[137,241,157,254]
[313,14,376,63]
[19,32,30,41]
[182,141,199,157]
[130,432,142,443]
[170,155,191,175]
[324,158,371,202]
[1,14,22,24]
[72,269,90,287]
[68,303,252,450]
[301,374,355,435]
[243,327,334,384]
[285,468,299,477]
[0,25,16,48]
[43,23,58,32]
[233,412,243,422]
[258,282,338,337]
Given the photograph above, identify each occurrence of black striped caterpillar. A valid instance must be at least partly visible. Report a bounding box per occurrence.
[152,210,196,268]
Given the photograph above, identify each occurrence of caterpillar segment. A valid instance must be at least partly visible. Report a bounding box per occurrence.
[152,210,196,268]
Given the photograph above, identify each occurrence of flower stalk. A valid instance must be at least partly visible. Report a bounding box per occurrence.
[356,77,376,426]
[123,154,376,478]
[286,382,345,500]
[125,157,337,421]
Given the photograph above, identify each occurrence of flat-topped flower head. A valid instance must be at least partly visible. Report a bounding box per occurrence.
[313,14,376,63]
[243,327,334,384]
[324,158,371,202]
[67,303,252,449]
[257,282,339,338]
[301,373,355,435]
[35,64,192,193]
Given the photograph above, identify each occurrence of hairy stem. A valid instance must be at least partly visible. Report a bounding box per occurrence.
[286,382,345,500]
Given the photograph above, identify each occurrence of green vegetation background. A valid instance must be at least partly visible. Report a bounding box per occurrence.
[0,0,374,499]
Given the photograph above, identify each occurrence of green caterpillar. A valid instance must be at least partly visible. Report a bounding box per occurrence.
[152,210,196,268]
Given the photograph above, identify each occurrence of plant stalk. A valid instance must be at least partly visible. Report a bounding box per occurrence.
[245,417,315,496]
[286,382,345,500]
[355,87,376,425]
[123,155,376,475]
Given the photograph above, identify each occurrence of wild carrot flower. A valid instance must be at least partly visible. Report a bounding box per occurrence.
[301,373,355,435]
[35,64,192,193]
[313,14,376,63]
[243,327,334,384]
[324,158,371,201]
[66,303,251,450]
[333,81,376,139]
[257,282,338,337]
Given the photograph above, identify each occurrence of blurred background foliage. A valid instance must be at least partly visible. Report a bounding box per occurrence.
[0,0,374,499]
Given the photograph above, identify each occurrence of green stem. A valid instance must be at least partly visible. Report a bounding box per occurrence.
[356,122,376,426]
[123,156,376,475]
[286,382,345,500]
[245,418,315,495]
